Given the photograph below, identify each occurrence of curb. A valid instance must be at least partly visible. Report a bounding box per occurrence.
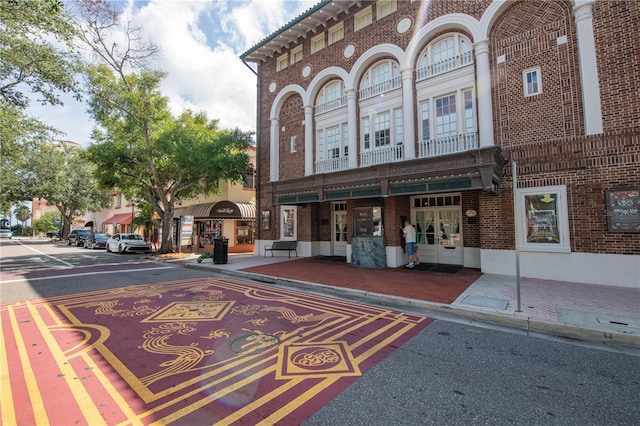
[184,262,640,350]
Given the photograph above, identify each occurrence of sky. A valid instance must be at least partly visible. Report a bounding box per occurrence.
[27,0,318,147]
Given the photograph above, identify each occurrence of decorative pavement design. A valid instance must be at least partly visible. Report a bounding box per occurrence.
[1,277,431,425]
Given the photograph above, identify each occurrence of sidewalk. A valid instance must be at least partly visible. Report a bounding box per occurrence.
[178,253,640,349]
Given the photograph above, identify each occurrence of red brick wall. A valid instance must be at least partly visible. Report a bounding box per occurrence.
[253,0,640,254]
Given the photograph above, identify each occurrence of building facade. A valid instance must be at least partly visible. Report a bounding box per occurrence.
[241,0,639,287]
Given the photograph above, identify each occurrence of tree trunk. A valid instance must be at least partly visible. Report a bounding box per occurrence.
[159,206,174,253]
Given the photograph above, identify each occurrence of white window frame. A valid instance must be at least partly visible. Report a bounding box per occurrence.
[354,6,372,32]
[523,67,542,97]
[290,136,297,153]
[280,206,297,240]
[377,0,397,20]
[518,185,570,252]
[277,54,288,72]
[311,33,325,54]
[290,46,303,65]
[328,23,344,45]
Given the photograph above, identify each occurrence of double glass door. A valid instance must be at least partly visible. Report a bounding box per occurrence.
[413,207,462,265]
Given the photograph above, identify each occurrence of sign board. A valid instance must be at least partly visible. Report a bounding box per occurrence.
[180,215,194,245]
[606,189,640,232]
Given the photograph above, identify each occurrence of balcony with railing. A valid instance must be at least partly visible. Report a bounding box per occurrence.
[416,51,474,81]
[315,95,348,114]
[359,76,402,100]
[315,156,349,174]
[418,132,478,158]
[360,144,404,167]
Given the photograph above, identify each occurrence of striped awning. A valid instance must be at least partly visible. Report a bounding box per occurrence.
[180,201,255,219]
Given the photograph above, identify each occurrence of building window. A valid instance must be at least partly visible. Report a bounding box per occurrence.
[359,59,401,99]
[435,94,457,138]
[354,6,372,32]
[115,193,122,209]
[328,22,344,45]
[421,102,430,140]
[290,46,303,65]
[373,113,391,147]
[316,129,324,161]
[311,33,325,54]
[524,67,542,97]
[377,0,397,19]
[290,136,297,153]
[316,80,346,113]
[281,206,297,240]
[417,33,473,80]
[277,54,288,72]
[327,126,340,158]
[463,89,475,134]
[362,117,370,150]
[518,185,570,252]
[243,169,255,189]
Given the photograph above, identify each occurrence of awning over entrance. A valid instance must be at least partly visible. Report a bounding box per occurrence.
[84,221,94,228]
[180,201,256,219]
[103,213,133,225]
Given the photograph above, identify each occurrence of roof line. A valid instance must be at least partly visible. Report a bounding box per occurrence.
[240,0,332,60]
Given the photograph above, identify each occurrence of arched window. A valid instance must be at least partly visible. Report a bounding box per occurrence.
[315,80,346,114]
[359,59,401,99]
[417,34,474,81]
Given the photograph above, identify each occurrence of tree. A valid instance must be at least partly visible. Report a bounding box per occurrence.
[76,1,251,253]
[13,204,30,228]
[131,202,159,249]
[0,0,81,206]
[24,143,110,239]
[31,210,59,235]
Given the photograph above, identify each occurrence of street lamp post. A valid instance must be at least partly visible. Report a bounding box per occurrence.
[131,202,135,233]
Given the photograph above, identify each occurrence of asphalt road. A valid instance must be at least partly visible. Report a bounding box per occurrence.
[2,238,639,425]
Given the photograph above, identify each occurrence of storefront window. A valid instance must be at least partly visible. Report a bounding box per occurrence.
[518,185,570,252]
[198,220,222,248]
[236,220,254,245]
[281,206,297,240]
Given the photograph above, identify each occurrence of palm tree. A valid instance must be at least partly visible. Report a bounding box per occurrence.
[131,202,160,252]
[14,204,31,233]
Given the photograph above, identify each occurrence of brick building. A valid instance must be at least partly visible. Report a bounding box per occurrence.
[241,0,639,287]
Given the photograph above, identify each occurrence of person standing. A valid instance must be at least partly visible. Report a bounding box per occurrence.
[402,221,416,268]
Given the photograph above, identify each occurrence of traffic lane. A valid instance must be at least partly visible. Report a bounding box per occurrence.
[0,261,213,303]
[0,239,159,276]
[305,319,640,425]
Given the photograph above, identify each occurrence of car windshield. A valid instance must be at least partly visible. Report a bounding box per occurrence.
[124,234,143,240]
[78,231,91,235]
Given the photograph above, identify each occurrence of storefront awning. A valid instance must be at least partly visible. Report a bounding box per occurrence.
[84,221,94,228]
[103,213,133,225]
[180,201,256,219]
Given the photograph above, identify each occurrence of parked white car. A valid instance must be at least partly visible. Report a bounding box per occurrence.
[106,233,152,254]
[0,229,12,239]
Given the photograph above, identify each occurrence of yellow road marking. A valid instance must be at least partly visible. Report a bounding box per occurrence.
[1,307,17,425]
[8,303,49,425]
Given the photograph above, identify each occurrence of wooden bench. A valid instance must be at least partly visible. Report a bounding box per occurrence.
[264,240,298,258]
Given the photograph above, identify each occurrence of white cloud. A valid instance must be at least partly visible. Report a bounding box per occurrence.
[27,0,317,146]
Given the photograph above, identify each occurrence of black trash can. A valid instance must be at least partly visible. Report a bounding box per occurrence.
[213,237,229,264]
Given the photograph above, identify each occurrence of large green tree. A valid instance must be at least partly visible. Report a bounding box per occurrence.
[0,0,81,206]
[77,1,251,253]
[24,144,110,239]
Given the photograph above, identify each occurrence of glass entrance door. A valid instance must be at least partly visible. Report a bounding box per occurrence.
[332,211,347,256]
[414,207,462,265]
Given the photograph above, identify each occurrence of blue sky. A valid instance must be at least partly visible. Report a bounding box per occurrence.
[28,0,317,146]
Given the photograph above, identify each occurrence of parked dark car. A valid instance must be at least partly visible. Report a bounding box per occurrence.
[84,232,110,249]
[68,229,92,246]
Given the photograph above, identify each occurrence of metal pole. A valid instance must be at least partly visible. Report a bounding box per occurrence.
[512,160,522,312]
